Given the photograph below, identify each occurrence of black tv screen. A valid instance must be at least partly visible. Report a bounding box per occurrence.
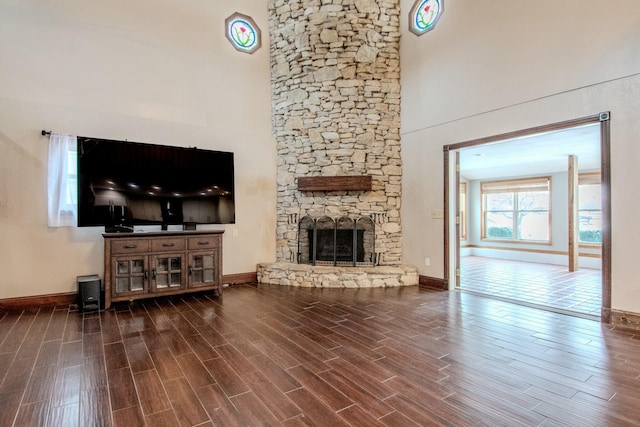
[77,137,235,229]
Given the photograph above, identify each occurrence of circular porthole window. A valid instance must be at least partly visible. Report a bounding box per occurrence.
[409,0,444,36]
[225,12,261,54]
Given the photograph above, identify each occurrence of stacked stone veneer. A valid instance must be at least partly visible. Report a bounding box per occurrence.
[257,262,418,288]
[260,0,417,287]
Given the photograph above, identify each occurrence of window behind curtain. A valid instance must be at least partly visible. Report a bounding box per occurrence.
[481,177,551,243]
[47,133,78,227]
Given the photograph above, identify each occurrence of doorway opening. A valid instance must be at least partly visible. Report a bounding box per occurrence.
[444,113,611,322]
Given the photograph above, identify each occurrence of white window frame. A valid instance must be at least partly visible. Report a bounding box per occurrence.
[578,172,602,246]
[481,176,551,244]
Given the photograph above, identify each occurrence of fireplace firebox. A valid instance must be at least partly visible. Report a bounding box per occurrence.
[298,216,375,266]
[312,229,365,263]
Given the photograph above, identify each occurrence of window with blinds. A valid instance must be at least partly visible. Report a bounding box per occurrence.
[481,177,551,243]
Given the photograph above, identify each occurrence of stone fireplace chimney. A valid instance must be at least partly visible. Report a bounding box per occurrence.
[259,0,417,288]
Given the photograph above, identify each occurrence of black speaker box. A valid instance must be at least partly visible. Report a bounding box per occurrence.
[77,274,101,312]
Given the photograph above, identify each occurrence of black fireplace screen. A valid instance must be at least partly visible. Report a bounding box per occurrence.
[312,229,364,262]
[298,216,375,266]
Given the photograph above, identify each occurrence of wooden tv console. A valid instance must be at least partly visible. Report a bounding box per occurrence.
[103,230,223,309]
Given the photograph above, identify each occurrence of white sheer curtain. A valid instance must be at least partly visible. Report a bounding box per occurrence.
[47,132,78,227]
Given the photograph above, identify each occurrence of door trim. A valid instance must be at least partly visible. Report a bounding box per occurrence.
[443,112,611,323]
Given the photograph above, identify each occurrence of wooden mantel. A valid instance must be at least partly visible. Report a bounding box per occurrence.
[297,175,372,192]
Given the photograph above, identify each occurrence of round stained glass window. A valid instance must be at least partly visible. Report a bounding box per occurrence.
[409,0,444,36]
[225,13,261,54]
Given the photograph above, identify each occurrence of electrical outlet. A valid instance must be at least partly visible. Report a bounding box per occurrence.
[424,257,430,266]
[232,228,238,237]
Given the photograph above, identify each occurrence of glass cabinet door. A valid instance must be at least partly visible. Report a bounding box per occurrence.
[188,251,219,288]
[150,254,185,292]
[113,256,148,296]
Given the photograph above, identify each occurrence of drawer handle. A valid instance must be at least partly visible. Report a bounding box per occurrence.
[162,243,175,247]
[124,245,137,249]
[197,241,210,246]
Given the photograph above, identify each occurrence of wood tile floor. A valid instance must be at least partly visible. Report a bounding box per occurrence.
[460,256,602,318]
[1,283,639,426]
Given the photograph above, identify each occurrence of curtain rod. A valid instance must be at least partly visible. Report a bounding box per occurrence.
[41,130,52,136]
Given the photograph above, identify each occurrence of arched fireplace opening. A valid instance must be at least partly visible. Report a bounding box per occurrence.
[298,215,376,267]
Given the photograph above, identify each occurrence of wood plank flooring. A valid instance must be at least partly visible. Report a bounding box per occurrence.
[1,283,640,426]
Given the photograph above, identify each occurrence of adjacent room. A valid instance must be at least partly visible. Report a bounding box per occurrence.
[455,123,604,318]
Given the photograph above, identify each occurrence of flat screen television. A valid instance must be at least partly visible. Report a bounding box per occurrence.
[77,137,235,231]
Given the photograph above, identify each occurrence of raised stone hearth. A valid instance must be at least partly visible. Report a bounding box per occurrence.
[257,262,418,288]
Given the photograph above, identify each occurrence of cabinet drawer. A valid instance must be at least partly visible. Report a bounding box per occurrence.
[110,239,150,254]
[188,236,220,250]
[151,237,186,252]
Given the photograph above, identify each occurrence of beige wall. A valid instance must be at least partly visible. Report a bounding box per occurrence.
[400,0,640,313]
[0,0,276,298]
[3,0,640,316]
